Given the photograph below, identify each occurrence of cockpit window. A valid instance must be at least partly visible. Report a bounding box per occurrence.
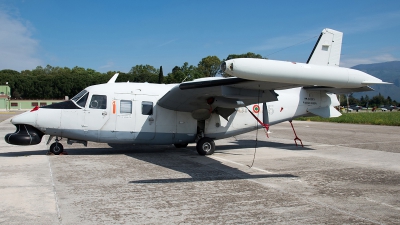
[71,90,89,108]
[89,95,107,109]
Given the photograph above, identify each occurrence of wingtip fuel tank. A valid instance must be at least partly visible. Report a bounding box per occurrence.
[221,58,387,88]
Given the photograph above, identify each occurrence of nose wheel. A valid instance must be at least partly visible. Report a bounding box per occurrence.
[50,142,64,155]
[47,136,65,155]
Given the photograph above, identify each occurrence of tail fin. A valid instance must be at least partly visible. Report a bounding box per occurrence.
[307,28,343,67]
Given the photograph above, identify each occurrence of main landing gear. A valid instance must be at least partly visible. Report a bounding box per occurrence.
[196,137,215,155]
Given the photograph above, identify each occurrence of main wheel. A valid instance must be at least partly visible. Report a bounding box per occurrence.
[50,142,64,155]
[196,137,215,155]
[174,143,188,148]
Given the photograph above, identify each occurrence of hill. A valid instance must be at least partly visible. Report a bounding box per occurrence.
[351,61,400,101]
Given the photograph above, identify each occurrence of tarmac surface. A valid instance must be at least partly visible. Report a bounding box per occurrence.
[0,111,399,224]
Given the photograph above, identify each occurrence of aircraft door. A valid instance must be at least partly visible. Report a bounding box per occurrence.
[134,100,156,140]
[115,99,136,141]
[83,94,110,141]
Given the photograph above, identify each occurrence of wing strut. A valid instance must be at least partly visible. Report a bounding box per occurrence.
[246,106,270,138]
[289,120,304,147]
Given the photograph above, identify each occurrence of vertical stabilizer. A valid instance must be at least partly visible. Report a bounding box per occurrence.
[307,28,343,67]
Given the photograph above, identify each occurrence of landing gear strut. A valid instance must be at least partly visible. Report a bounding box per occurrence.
[196,137,215,155]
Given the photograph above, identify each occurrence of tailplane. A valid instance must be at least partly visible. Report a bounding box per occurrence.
[307,28,343,67]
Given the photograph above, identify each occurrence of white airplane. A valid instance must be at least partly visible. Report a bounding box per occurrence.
[5,28,389,155]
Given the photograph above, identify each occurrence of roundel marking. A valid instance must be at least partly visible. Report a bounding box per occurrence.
[253,104,260,113]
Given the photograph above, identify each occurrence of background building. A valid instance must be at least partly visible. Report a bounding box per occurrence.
[0,85,63,111]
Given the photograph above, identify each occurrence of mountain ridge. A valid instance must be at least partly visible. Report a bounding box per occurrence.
[350,61,400,101]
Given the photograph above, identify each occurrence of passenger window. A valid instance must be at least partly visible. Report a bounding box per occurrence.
[120,100,132,114]
[89,95,107,109]
[142,101,153,115]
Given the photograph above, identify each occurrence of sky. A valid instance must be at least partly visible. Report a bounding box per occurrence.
[1,0,400,74]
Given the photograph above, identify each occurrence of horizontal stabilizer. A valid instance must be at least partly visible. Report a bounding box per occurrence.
[308,106,341,118]
[361,81,392,85]
[303,86,374,94]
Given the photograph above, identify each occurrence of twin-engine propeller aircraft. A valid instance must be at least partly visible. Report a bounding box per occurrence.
[5,28,389,155]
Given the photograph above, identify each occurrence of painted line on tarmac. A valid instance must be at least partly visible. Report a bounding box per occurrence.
[210,155,274,174]
[47,156,62,224]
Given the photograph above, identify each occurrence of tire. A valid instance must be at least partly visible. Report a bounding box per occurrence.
[196,137,215,155]
[50,142,64,155]
[174,143,188,148]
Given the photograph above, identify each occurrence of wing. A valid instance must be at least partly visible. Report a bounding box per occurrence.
[157,77,299,119]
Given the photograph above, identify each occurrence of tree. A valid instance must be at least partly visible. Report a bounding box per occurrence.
[225,52,264,60]
[165,62,203,84]
[12,89,22,99]
[386,96,393,105]
[222,52,265,77]
[127,64,159,83]
[165,66,185,84]
[370,93,385,107]
[197,56,221,77]
[158,66,164,84]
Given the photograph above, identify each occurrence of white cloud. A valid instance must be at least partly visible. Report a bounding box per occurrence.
[0,9,42,71]
[99,61,115,70]
[341,54,399,67]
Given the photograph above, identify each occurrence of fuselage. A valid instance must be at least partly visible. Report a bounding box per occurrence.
[7,81,338,146]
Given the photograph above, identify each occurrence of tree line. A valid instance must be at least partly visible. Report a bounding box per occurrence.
[339,93,398,108]
[0,51,397,107]
[0,53,263,99]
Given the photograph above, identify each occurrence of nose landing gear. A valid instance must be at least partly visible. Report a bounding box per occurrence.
[50,142,64,155]
[47,136,65,155]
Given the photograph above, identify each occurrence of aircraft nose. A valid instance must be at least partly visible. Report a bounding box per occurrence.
[11,110,38,127]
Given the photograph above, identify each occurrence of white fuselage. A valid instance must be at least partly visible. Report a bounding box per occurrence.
[11,82,338,145]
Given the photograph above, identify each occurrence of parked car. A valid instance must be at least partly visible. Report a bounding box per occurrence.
[380,105,398,111]
[347,105,363,112]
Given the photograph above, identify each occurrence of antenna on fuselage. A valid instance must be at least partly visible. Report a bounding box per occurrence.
[107,73,119,84]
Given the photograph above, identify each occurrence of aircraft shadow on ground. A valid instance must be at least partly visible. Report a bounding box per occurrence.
[0,141,299,183]
[126,150,298,184]
[108,144,298,184]
[217,139,313,151]
[0,149,49,157]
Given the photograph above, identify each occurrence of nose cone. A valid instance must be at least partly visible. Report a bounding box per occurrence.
[11,110,38,127]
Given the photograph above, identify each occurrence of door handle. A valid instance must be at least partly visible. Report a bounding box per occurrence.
[102,111,107,116]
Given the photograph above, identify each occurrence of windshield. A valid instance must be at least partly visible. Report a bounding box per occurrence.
[71,90,89,108]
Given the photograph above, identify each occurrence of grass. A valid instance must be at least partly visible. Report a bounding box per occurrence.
[295,111,400,126]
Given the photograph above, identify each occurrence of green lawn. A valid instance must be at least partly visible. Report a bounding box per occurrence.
[295,111,400,126]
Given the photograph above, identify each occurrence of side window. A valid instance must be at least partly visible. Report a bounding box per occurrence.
[89,95,107,109]
[76,93,89,108]
[120,100,132,114]
[142,101,153,115]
